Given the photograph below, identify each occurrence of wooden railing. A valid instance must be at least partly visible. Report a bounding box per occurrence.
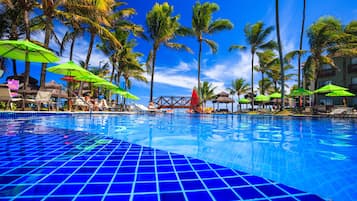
[154,96,191,109]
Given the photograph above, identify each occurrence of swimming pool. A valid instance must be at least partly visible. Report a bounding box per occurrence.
[1,113,355,200]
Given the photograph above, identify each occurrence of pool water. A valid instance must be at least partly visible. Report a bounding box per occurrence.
[1,113,356,200]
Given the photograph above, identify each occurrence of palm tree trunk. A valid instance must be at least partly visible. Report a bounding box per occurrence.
[298,0,306,88]
[261,72,265,94]
[12,60,17,76]
[251,50,254,110]
[40,22,52,89]
[69,37,76,61]
[79,32,95,95]
[198,39,202,94]
[23,0,30,91]
[276,0,285,111]
[149,46,158,102]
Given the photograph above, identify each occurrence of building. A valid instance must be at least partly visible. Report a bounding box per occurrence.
[316,57,357,107]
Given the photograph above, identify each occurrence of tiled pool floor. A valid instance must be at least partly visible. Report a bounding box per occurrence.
[0,123,325,201]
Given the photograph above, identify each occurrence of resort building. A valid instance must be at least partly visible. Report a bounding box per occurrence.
[316,56,357,107]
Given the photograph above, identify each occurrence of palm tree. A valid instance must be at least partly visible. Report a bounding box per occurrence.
[255,50,276,95]
[275,0,285,110]
[298,0,306,88]
[227,78,250,111]
[199,81,216,110]
[229,21,276,110]
[191,2,233,93]
[146,2,191,102]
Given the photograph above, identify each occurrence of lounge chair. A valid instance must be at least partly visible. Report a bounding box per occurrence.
[25,90,55,111]
[72,97,95,111]
[133,103,162,113]
[0,87,22,110]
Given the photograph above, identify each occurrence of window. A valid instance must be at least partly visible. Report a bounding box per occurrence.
[352,57,357,65]
[321,64,332,70]
[352,77,357,84]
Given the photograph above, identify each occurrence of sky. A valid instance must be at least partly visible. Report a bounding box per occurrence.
[1,0,356,107]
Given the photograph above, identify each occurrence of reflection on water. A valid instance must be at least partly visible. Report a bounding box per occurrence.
[33,114,357,201]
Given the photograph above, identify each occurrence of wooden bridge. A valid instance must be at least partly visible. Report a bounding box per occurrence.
[154,96,192,109]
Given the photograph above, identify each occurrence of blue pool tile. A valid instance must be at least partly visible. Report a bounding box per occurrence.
[8,168,34,174]
[114,174,135,182]
[159,181,182,192]
[40,175,68,183]
[118,166,136,173]
[272,197,297,201]
[54,168,77,174]
[224,176,249,187]
[76,167,97,174]
[80,184,108,194]
[244,175,269,184]
[139,160,155,166]
[234,186,265,199]
[277,184,305,194]
[181,180,205,190]
[97,167,116,174]
[256,184,287,197]
[108,183,132,193]
[136,173,156,182]
[178,172,198,180]
[0,176,21,184]
[12,197,43,201]
[156,160,172,165]
[175,165,192,172]
[134,182,157,193]
[216,169,237,177]
[296,194,325,201]
[210,189,239,201]
[121,160,137,166]
[66,175,91,183]
[0,185,30,196]
[76,196,102,201]
[158,173,177,181]
[45,197,74,201]
[186,191,213,201]
[137,166,155,173]
[160,192,186,201]
[104,195,130,201]
[133,193,158,201]
[192,164,210,171]
[90,175,113,182]
[203,178,227,188]
[157,165,174,172]
[52,184,83,195]
[13,175,45,184]
[197,170,218,179]
[21,184,57,195]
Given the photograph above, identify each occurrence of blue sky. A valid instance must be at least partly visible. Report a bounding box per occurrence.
[1,0,356,106]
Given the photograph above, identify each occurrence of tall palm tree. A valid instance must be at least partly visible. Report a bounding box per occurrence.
[146,2,191,102]
[229,21,276,110]
[255,50,276,95]
[298,0,306,88]
[191,2,233,93]
[227,78,250,111]
[275,0,285,110]
[199,81,216,110]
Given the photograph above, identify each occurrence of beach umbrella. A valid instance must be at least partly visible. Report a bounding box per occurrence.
[255,95,270,102]
[326,90,355,97]
[122,91,140,100]
[93,81,118,89]
[314,83,348,93]
[111,87,127,95]
[239,98,251,104]
[74,74,106,83]
[0,40,59,63]
[290,88,313,97]
[47,61,91,77]
[269,92,282,99]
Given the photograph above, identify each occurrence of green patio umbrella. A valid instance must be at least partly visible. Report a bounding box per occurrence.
[326,90,355,97]
[47,61,91,77]
[122,91,140,100]
[269,92,282,99]
[93,81,118,89]
[111,87,127,95]
[255,95,270,102]
[314,83,348,93]
[238,98,251,104]
[290,88,313,97]
[0,40,59,63]
[74,74,106,83]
